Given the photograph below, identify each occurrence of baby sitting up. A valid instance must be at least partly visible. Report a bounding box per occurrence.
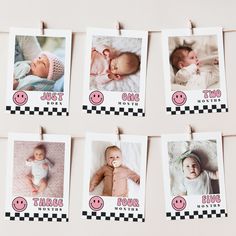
[14,51,64,91]
[178,150,219,196]
[170,46,219,90]
[90,45,140,85]
[89,145,140,197]
[25,144,53,196]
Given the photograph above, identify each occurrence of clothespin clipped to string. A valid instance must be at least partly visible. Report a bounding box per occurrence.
[186,124,194,141]
[39,21,45,35]
[188,19,195,35]
[115,21,122,36]
[115,127,122,148]
[39,126,44,141]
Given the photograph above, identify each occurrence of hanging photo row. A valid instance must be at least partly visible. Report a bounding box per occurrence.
[3,26,228,116]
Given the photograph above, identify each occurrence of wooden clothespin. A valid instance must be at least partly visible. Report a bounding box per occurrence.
[188,19,194,35]
[187,124,194,140]
[115,21,122,36]
[40,21,45,35]
[116,127,121,141]
[39,126,44,141]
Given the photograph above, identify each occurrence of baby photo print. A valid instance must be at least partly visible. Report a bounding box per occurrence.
[5,133,71,222]
[82,28,148,116]
[6,27,72,116]
[161,132,227,220]
[162,27,228,115]
[82,133,147,222]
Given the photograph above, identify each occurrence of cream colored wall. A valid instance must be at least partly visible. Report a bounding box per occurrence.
[0,0,235,235]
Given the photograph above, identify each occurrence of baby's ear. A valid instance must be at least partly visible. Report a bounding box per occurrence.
[178,62,184,69]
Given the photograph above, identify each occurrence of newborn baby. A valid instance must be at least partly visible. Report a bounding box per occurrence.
[89,145,140,197]
[90,45,140,85]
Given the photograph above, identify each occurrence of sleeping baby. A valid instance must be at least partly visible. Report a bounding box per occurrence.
[90,45,140,85]
[89,145,140,197]
[13,51,64,91]
[25,144,53,196]
[170,46,219,90]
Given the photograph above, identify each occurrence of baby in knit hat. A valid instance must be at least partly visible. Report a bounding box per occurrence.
[178,150,219,196]
[89,145,140,197]
[13,51,64,91]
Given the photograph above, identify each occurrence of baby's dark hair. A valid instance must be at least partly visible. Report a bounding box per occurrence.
[170,46,193,73]
[105,145,121,157]
[119,52,140,75]
[34,143,47,154]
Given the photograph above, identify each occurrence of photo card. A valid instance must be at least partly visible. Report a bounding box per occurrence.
[5,133,71,222]
[82,132,147,222]
[6,27,72,116]
[162,27,228,115]
[161,132,227,220]
[82,28,148,116]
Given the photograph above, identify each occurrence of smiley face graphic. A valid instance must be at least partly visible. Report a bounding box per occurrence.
[89,196,104,211]
[171,196,186,211]
[12,197,27,212]
[89,91,104,105]
[13,91,28,106]
[172,91,187,106]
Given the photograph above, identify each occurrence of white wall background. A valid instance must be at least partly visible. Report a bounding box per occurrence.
[0,0,235,235]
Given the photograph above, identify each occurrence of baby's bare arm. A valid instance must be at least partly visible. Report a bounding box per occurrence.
[90,166,105,192]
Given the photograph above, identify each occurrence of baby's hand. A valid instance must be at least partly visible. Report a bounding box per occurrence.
[89,185,95,192]
[136,177,140,185]
[43,163,49,169]
[213,58,219,65]
[27,156,34,162]
[103,49,110,58]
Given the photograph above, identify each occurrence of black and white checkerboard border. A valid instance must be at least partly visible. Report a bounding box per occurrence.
[166,209,227,220]
[82,211,144,222]
[6,106,69,116]
[166,104,228,115]
[82,105,145,116]
[5,212,69,222]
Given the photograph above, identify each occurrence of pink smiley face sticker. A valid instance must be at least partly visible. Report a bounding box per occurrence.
[89,196,104,211]
[12,197,27,212]
[89,91,104,105]
[13,91,28,106]
[171,196,186,211]
[172,91,187,106]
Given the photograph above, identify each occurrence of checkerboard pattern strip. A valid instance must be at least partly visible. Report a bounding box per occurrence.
[5,212,69,222]
[82,105,145,116]
[166,209,228,220]
[166,104,228,115]
[6,106,69,116]
[82,211,145,222]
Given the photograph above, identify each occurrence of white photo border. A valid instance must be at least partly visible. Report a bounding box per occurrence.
[5,133,71,222]
[6,28,72,116]
[162,27,228,115]
[82,132,147,222]
[82,28,148,117]
[161,132,227,220]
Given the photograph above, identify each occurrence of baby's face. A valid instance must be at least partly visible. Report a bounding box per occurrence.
[181,51,199,69]
[106,149,122,167]
[30,55,50,78]
[110,54,135,76]
[34,148,45,161]
[182,156,201,179]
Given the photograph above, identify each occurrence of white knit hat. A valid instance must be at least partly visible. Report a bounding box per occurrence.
[40,51,64,81]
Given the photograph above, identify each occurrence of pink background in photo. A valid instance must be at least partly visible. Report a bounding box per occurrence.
[13,141,65,198]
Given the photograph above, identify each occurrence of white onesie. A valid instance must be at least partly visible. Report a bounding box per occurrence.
[180,170,218,195]
[26,158,53,186]
[175,64,219,90]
